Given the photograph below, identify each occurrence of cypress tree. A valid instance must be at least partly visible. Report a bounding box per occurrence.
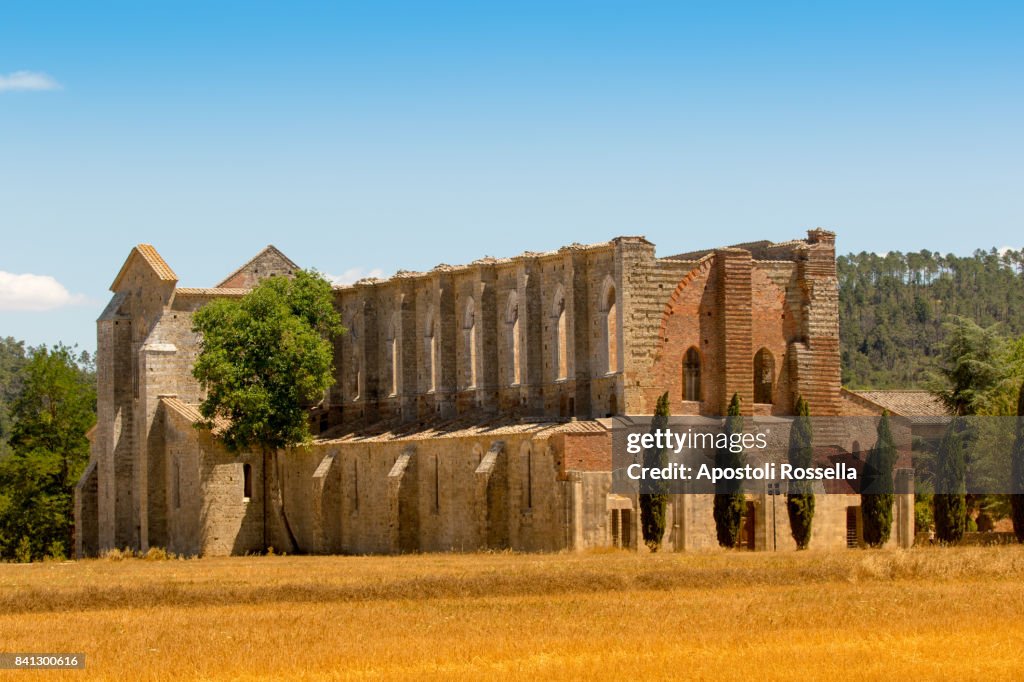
[713,394,746,548]
[861,411,897,547]
[786,396,815,549]
[1011,379,1024,543]
[640,392,670,551]
[934,418,968,544]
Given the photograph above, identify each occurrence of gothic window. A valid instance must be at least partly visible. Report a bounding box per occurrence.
[387,312,400,397]
[424,310,437,392]
[604,284,618,374]
[506,292,521,386]
[683,346,701,401]
[464,298,477,388]
[754,348,775,404]
[554,288,567,380]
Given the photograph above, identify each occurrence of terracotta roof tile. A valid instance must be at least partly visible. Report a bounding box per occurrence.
[110,244,178,291]
[846,389,949,418]
[175,287,250,297]
[317,416,609,444]
[160,396,230,435]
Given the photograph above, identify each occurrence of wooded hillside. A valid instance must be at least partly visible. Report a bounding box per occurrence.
[839,248,1024,388]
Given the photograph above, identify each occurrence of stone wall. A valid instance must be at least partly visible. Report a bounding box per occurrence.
[77,230,875,557]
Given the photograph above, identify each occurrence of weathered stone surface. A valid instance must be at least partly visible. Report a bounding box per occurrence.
[75,229,913,557]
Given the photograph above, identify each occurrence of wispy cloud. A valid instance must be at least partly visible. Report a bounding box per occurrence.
[0,70,61,92]
[0,271,88,311]
[325,267,385,286]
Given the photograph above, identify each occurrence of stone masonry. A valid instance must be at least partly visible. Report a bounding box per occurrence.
[74,229,914,557]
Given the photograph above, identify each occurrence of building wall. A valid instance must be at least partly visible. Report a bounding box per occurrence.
[78,230,880,557]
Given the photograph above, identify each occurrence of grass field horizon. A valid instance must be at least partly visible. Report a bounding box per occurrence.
[3,547,1023,680]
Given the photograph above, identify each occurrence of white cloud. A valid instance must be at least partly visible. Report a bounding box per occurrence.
[0,70,61,92]
[0,271,88,311]
[325,267,385,286]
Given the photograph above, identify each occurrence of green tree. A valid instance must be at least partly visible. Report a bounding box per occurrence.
[192,270,342,552]
[639,392,670,551]
[0,337,29,459]
[861,411,898,547]
[0,345,96,561]
[1011,379,1024,543]
[934,418,968,544]
[786,396,814,549]
[931,317,1006,416]
[713,394,746,548]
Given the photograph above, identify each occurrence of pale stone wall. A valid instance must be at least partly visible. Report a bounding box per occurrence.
[76,230,889,557]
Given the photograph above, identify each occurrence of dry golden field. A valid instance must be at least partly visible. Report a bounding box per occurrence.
[2,547,1024,681]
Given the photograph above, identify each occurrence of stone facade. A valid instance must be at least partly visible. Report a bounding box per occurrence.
[75,230,914,557]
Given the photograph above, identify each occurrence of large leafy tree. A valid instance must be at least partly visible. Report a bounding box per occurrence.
[0,337,29,459]
[931,317,1006,416]
[192,270,342,552]
[861,411,898,547]
[0,344,96,561]
[639,392,670,551]
[713,394,746,548]
[786,396,814,549]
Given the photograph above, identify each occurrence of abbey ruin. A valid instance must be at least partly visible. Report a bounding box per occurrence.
[74,229,919,557]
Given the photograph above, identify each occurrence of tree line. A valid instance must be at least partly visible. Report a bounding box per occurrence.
[0,338,95,561]
[839,247,1024,388]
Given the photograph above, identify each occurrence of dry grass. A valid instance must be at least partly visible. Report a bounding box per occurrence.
[2,547,1024,680]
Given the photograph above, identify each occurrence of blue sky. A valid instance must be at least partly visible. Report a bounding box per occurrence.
[2,1,1022,352]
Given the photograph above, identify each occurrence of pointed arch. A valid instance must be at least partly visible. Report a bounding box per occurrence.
[600,276,618,374]
[552,285,567,380]
[682,346,701,402]
[424,306,437,392]
[463,296,477,388]
[386,310,400,396]
[754,347,775,404]
[505,291,521,385]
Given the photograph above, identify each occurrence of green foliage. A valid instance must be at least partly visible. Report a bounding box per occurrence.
[931,317,1007,416]
[714,394,746,548]
[838,248,1024,389]
[914,493,934,534]
[0,344,96,561]
[1011,379,1024,543]
[640,392,670,551]
[861,411,898,547]
[934,418,968,544]
[786,396,814,549]
[0,337,29,459]
[191,270,343,452]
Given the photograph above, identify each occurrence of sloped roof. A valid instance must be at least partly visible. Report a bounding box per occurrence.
[317,415,608,444]
[161,396,230,435]
[174,287,250,297]
[216,245,298,288]
[110,244,178,291]
[848,390,948,417]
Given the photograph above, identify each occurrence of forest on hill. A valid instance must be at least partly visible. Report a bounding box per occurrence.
[838,247,1024,388]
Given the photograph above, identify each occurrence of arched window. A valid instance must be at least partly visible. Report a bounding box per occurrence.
[386,313,400,397]
[754,348,775,404]
[604,284,618,374]
[683,347,701,401]
[506,292,521,385]
[242,463,252,501]
[464,298,477,388]
[424,310,437,392]
[554,288,567,380]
